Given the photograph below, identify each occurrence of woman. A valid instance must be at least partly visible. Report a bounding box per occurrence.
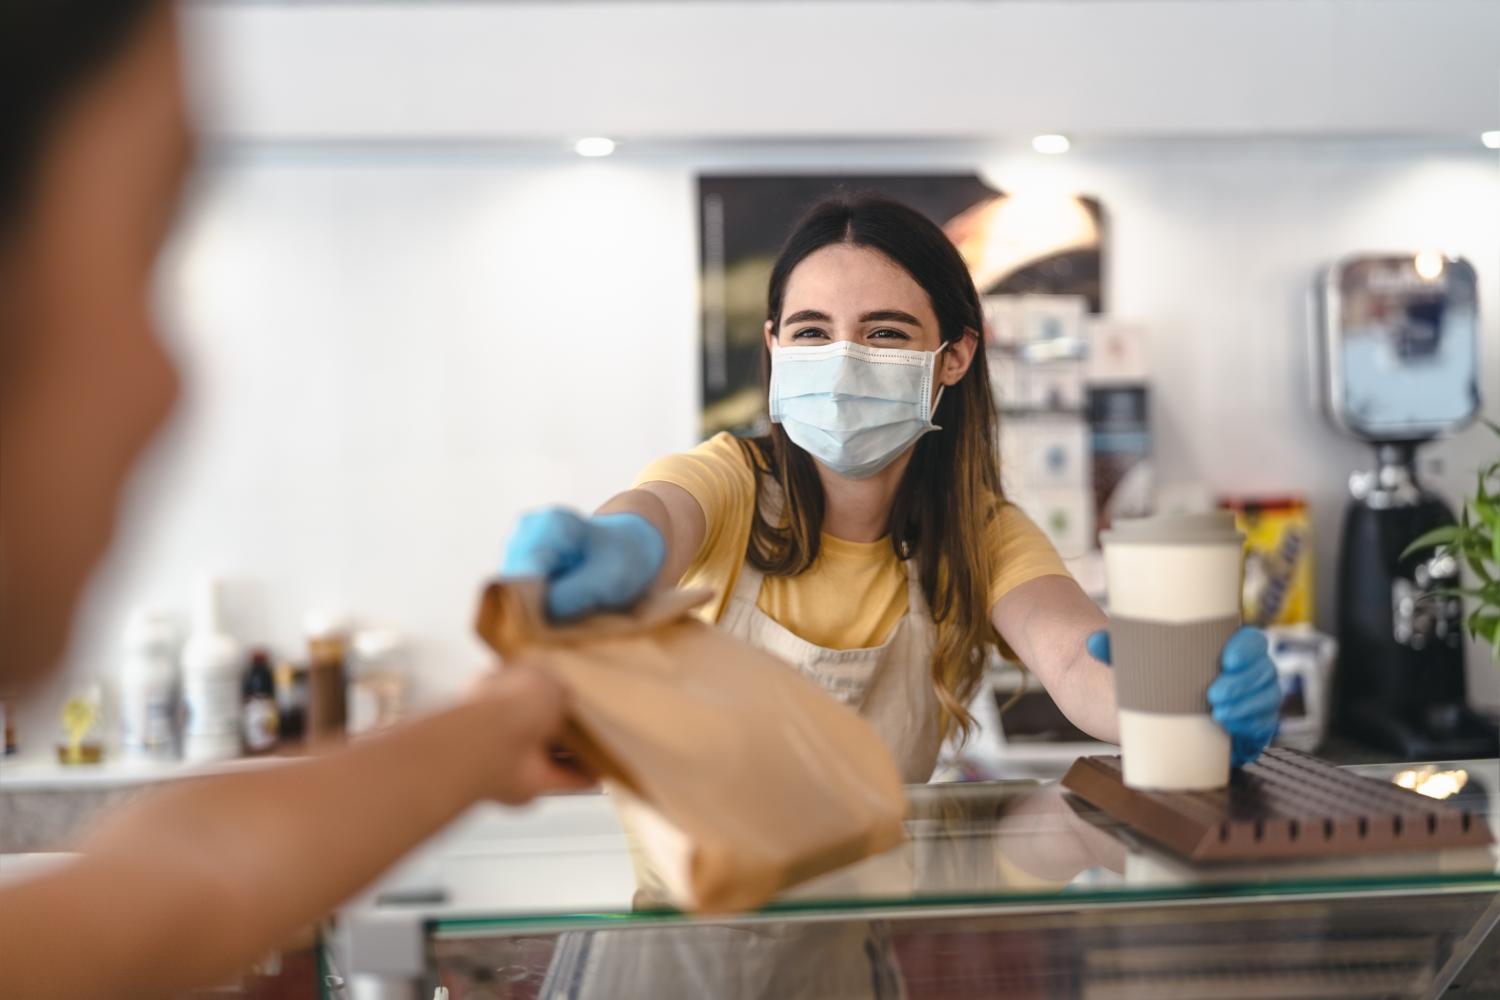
[504,195,1281,781]
[0,3,587,996]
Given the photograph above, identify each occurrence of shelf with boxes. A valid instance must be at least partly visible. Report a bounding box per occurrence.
[984,293,1150,566]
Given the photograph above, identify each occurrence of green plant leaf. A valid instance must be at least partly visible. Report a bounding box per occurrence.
[1466,550,1497,584]
[1469,609,1500,633]
[1428,587,1482,601]
[1401,525,1461,560]
[1477,493,1500,534]
[1437,582,1500,604]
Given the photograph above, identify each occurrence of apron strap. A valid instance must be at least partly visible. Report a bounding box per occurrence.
[729,470,787,606]
[903,551,923,603]
[902,551,936,645]
[728,556,765,605]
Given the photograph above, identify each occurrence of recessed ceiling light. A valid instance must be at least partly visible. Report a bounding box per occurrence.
[1032,134,1071,155]
[1482,130,1500,150]
[574,137,616,158]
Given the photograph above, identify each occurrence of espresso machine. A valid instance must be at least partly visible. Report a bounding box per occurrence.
[1317,253,1496,759]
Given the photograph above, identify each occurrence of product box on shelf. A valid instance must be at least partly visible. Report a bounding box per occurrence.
[1001,415,1091,492]
[990,354,1024,411]
[1018,294,1087,362]
[1084,317,1149,384]
[1014,486,1096,559]
[1020,360,1087,411]
[982,295,1024,348]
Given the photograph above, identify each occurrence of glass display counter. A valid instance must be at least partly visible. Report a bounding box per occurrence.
[323,759,1499,999]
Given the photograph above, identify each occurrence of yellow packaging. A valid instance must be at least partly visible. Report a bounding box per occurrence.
[1223,496,1314,627]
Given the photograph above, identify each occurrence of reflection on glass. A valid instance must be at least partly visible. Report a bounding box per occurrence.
[1393,766,1469,800]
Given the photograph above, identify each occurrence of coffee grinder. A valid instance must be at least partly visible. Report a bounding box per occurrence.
[1316,252,1497,759]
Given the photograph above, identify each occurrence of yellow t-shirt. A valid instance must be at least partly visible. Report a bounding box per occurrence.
[634,433,1069,650]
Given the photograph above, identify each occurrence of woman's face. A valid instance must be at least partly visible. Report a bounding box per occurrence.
[0,2,189,693]
[764,242,975,384]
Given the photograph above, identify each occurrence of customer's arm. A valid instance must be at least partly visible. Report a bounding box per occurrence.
[0,663,590,1000]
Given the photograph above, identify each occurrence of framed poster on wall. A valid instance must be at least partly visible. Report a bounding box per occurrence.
[698,174,1106,436]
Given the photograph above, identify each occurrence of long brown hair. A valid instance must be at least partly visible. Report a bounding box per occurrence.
[737,194,1005,740]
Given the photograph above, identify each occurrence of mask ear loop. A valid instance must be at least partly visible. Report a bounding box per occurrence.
[928,342,950,425]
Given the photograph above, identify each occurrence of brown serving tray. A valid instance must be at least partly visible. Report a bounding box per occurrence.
[1061,748,1494,862]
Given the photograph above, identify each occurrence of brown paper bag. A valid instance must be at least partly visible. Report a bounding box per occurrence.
[475,580,909,913]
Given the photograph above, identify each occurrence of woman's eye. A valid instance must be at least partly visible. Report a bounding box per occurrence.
[790,328,829,341]
[868,328,911,341]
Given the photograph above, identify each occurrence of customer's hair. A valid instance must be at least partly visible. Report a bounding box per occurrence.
[0,0,161,229]
[738,193,1005,740]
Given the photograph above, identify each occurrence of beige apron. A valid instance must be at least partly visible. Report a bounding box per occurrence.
[717,541,945,785]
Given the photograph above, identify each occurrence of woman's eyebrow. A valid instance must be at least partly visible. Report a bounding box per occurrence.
[783,309,832,324]
[860,309,923,325]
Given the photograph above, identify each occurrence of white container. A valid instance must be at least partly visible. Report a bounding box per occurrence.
[348,629,407,735]
[120,610,180,760]
[181,578,244,763]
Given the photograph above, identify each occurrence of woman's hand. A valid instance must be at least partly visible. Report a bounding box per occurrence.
[470,663,597,804]
[1086,626,1281,767]
[501,507,666,620]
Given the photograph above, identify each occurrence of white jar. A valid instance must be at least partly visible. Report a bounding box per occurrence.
[120,610,180,760]
[348,628,407,735]
[181,579,244,763]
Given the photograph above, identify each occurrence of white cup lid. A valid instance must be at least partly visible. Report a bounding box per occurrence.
[1101,510,1243,546]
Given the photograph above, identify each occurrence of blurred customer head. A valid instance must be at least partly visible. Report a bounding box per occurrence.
[0,0,188,692]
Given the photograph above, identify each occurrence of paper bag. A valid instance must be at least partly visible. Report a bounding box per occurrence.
[474,580,909,913]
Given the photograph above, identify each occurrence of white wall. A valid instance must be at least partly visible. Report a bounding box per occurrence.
[15,0,1500,744]
[22,134,1497,751]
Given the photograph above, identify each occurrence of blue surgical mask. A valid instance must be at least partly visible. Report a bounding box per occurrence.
[769,341,947,479]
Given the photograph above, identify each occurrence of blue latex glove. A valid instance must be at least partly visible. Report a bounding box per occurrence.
[501,508,666,621]
[1086,626,1280,768]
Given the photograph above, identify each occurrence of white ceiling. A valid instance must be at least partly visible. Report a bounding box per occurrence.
[183,1,1500,141]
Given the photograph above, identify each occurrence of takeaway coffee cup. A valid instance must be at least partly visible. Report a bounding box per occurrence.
[1101,511,1245,791]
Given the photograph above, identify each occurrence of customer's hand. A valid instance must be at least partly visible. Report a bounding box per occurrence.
[1086,626,1281,767]
[471,663,596,805]
[501,507,665,621]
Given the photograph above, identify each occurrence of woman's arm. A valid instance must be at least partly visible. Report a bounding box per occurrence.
[597,482,707,588]
[990,574,1119,744]
[0,665,590,1000]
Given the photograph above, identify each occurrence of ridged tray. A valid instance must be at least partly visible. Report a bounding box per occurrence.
[1061,748,1494,861]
